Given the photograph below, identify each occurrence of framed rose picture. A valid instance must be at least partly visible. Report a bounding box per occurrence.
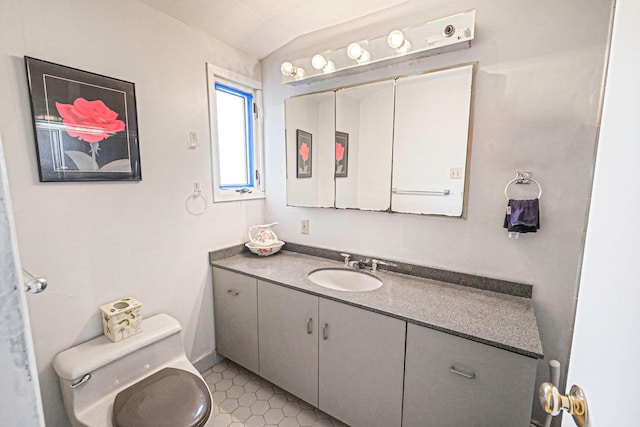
[296,129,312,178]
[25,57,141,182]
[335,131,349,178]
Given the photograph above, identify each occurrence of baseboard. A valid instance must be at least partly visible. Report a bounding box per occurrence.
[193,351,224,373]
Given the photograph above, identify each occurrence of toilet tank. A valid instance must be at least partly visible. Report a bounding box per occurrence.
[53,314,189,418]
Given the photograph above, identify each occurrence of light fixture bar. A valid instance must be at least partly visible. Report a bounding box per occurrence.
[280,9,475,85]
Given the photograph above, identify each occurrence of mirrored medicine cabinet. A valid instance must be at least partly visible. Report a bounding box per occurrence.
[285,62,475,217]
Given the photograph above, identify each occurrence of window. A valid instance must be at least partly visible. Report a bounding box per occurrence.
[207,64,264,202]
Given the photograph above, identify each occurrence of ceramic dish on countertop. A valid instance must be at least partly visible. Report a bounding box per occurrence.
[245,240,284,256]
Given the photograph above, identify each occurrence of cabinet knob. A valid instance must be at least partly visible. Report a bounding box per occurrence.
[323,323,329,340]
[227,289,240,296]
[307,318,313,334]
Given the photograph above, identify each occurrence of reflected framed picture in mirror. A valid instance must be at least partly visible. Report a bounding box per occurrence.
[296,129,312,178]
[335,131,349,178]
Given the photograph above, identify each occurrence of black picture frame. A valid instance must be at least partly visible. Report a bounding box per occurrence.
[296,129,312,178]
[335,131,349,178]
[25,57,142,182]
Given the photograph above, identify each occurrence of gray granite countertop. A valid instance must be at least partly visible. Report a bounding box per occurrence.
[211,250,544,359]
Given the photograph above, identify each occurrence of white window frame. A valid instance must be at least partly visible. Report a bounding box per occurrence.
[207,63,265,202]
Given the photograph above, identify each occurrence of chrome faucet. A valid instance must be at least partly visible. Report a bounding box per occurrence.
[340,253,351,266]
[348,258,370,270]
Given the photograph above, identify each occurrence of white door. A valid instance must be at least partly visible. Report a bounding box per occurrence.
[561,1,640,426]
[0,135,45,426]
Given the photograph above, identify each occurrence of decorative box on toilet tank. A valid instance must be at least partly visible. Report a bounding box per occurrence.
[99,297,143,342]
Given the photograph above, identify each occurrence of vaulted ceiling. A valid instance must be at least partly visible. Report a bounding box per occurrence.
[139,0,411,58]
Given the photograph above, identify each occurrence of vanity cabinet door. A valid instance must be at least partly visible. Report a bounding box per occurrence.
[318,299,406,427]
[212,267,259,373]
[258,281,319,406]
[403,323,537,427]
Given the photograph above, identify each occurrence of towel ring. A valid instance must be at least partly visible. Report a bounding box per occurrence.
[504,177,542,200]
[185,189,207,215]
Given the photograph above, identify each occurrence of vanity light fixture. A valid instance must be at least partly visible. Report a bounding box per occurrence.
[280,9,475,85]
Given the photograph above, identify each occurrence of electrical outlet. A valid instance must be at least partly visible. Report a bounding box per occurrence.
[449,167,464,179]
[300,219,309,235]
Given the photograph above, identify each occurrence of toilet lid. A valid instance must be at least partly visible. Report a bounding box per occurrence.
[113,367,211,427]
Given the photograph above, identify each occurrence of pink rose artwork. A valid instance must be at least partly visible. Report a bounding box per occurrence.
[55,98,128,172]
[335,131,348,177]
[299,142,309,162]
[335,142,345,161]
[56,98,125,143]
[296,130,312,177]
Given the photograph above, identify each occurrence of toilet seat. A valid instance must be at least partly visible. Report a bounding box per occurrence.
[112,367,211,427]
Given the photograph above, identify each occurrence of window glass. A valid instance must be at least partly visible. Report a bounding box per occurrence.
[215,84,252,187]
[207,64,264,202]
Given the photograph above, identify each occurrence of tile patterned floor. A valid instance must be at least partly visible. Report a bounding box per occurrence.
[203,359,349,427]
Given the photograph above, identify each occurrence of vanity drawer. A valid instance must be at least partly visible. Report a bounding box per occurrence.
[403,323,537,427]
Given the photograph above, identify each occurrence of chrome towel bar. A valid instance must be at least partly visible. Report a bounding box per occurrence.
[392,188,451,196]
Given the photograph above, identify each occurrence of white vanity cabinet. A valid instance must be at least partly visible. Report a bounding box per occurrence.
[402,323,537,427]
[212,267,259,373]
[212,266,538,427]
[257,280,319,406]
[318,298,406,427]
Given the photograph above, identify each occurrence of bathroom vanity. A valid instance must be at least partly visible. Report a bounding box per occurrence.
[210,249,543,427]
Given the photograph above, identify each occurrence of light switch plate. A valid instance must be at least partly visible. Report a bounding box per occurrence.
[188,131,199,149]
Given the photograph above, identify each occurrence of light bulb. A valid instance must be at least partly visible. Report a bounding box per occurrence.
[347,43,364,60]
[295,67,305,79]
[358,50,370,63]
[397,40,412,54]
[311,54,327,70]
[280,62,295,76]
[387,30,405,49]
[323,61,335,74]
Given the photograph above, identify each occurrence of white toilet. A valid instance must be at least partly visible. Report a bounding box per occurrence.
[53,313,213,427]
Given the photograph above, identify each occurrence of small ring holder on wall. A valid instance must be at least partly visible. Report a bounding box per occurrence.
[504,172,542,200]
[185,184,207,215]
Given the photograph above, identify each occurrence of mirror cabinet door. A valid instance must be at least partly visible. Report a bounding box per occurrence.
[335,80,395,211]
[285,91,336,207]
[391,64,474,216]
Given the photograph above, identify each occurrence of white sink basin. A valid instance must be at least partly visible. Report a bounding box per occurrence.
[307,268,382,292]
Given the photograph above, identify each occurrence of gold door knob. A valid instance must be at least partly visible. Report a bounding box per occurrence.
[539,382,590,427]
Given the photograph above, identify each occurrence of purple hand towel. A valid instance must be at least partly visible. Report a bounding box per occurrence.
[503,199,540,233]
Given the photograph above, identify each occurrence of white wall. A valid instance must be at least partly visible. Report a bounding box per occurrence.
[262,1,613,424]
[564,0,640,425]
[0,0,263,425]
